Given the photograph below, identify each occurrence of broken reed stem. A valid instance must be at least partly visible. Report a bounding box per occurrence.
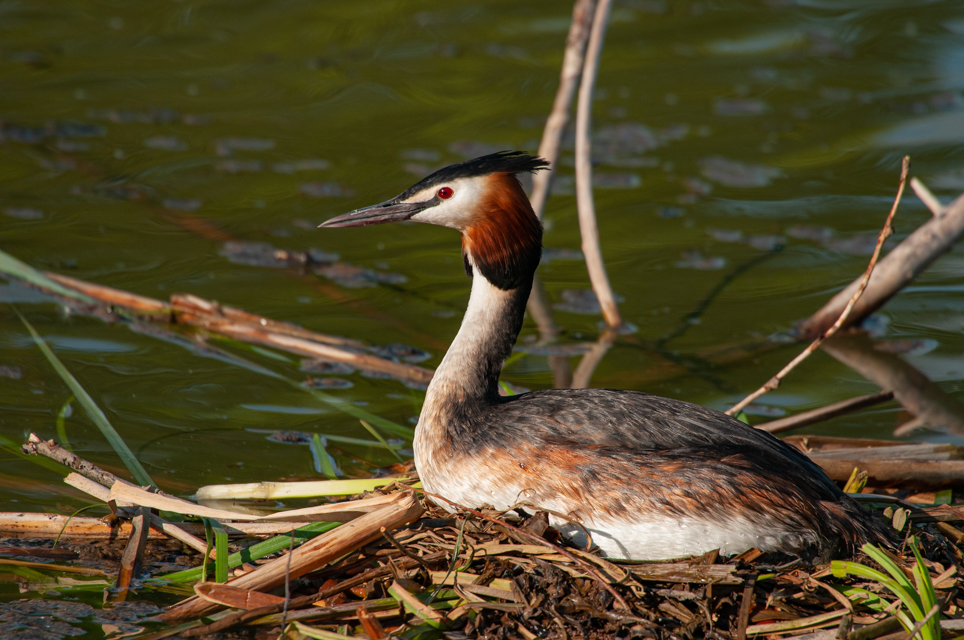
[726,156,910,417]
[574,0,623,329]
[529,0,597,219]
[421,489,632,613]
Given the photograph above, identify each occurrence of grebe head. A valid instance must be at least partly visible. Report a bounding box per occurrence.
[320,151,549,290]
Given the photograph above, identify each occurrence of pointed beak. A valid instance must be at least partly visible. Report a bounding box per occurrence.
[319,198,436,229]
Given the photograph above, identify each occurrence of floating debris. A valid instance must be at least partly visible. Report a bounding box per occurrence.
[272,159,330,173]
[592,172,641,189]
[55,140,90,152]
[303,377,354,389]
[300,360,356,375]
[373,343,432,364]
[314,262,406,288]
[699,156,782,187]
[4,207,43,220]
[714,97,770,116]
[746,234,785,250]
[87,107,180,124]
[0,365,23,379]
[161,198,202,211]
[676,250,727,270]
[143,135,187,151]
[552,289,623,314]
[657,206,686,218]
[214,137,275,156]
[301,181,356,198]
[216,159,262,173]
[786,224,835,241]
[706,228,744,243]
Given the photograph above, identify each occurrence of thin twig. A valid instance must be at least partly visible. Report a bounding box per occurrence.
[901,603,940,640]
[420,489,633,613]
[529,0,597,219]
[726,157,910,416]
[381,525,433,573]
[574,0,622,329]
[757,391,895,434]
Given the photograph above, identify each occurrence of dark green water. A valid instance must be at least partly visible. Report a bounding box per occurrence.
[2,0,964,531]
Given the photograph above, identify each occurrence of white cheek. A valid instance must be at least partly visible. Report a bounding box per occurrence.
[408,178,485,230]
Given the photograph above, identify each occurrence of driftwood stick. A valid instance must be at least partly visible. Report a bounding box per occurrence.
[113,507,150,600]
[757,391,895,434]
[22,433,137,489]
[574,0,622,329]
[727,157,910,416]
[529,0,597,219]
[798,175,964,340]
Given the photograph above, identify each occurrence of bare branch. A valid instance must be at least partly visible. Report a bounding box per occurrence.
[798,171,964,340]
[727,157,910,416]
[575,0,622,329]
[529,0,597,220]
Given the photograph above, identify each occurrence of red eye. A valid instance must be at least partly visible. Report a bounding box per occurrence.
[437,187,454,199]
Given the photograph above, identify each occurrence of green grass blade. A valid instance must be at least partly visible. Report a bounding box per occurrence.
[0,249,95,303]
[908,537,940,640]
[359,419,404,463]
[310,434,340,478]
[861,543,917,594]
[210,520,229,583]
[834,555,926,622]
[15,308,154,487]
[55,396,74,451]
[201,519,213,583]
[154,521,339,583]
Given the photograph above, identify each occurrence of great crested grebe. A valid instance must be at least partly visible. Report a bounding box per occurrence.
[320,151,892,561]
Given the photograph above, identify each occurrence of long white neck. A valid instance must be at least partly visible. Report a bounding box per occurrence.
[422,264,531,414]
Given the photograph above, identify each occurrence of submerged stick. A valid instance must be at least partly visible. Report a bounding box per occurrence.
[529,0,597,219]
[727,157,909,416]
[798,174,964,340]
[574,0,622,329]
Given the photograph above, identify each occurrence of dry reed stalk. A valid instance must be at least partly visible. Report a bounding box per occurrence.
[798,174,964,340]
[529,0,597,219]
[159,491,423,622]
[727,157,910,416]
[758,391,895,434]
[108,482,409,523]
[574,0,622,329]
[64,472,213,556]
